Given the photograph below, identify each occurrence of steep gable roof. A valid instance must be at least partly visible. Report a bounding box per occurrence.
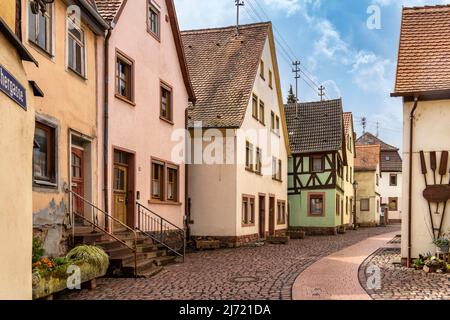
[343,112,353,136]
[284,99,344,154]
[355,145,381,172]
[181,22,270,128]
[95,0,195,101]
[392,5,450,97]
[356,132,398,151]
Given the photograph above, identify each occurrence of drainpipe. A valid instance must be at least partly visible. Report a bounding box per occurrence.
[184,108,190,240]
[103,29,112,221]
[407,96,419,268]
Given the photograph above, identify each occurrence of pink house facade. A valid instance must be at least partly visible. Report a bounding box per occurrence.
[95,0,195,231]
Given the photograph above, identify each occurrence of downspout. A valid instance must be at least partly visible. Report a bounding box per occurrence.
[407,96,419,268]
[184,108,190,240]
[103,28,112,219]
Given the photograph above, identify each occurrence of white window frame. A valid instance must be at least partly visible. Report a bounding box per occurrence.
[27,0,54,55]
[66,16,87,78]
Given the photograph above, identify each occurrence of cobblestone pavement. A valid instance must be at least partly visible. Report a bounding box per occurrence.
[58,225,400,300]
[359,248,450,300]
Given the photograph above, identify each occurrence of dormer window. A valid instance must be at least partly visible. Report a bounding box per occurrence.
[386,156,390,161]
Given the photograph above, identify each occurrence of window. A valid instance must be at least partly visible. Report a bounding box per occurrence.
[67,18,85,77]
[269,70,273,88]
[350,167,353,183]
[148,2,160,38]
[272,157,282,181]
[309,193,324,216]
[167,167,178,202]
[346,166,349,181]
[160,83,173,121]
[28,1,52,53]
[311,156,324,173]
[360,199,370,211]
[386,156,390,161]
[390,174,397,186]
[341,199,344,216]
[346,196,349,215]
[275,116,280,134]
[389,197,398,211]
[277,201,286,224]
[116,52,134,102]
[242,195,255,226]
[252,94,258,119]
[245,141,253,171]
[271,112,275,131]
[152,161,164,199]
[336,195,340,216]
[376,174,379,186]
[377,200,380,213]
[260,60,265,79]
[33,121,56,185]
[255,147,262,174]
[259,100,265,124]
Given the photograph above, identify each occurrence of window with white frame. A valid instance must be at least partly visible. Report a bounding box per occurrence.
[28,1,53,53]
[67,18,86,77]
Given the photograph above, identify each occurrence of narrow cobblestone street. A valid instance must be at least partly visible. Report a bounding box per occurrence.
[57,225,400,300]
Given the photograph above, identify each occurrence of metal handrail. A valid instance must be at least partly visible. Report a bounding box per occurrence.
[65,187,138,277]
[136,202,186,262]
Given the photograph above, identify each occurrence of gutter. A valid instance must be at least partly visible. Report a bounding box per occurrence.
[103,28,112,219]
[407,96,419,268]
[78,0,110,30]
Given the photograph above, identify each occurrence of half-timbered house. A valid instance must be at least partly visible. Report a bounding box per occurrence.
[285,99,348,235]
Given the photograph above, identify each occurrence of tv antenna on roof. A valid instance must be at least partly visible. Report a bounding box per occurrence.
[235,0,245,35]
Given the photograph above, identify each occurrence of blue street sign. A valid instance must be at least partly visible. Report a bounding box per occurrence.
[0,64,27,111]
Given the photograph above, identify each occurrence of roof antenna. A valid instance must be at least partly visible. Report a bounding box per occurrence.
[235,0,245,35]
[318,85,325,101]
[376,121,380,138]
[361,117,367,134]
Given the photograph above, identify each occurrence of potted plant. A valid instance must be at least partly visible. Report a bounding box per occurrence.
[433,236,449,254]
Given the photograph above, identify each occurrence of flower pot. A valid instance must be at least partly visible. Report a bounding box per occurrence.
[436,246,449,254]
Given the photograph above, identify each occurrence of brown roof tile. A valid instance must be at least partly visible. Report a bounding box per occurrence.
[95,0,124,22]
[394,5,450,95]
[380,150,402,172]
[284,99,344,154]
[181,22,270,128]
[356,132,398,151]
[355,145,381,171]
[343,112,353,136]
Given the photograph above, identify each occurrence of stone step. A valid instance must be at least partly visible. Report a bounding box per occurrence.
[122,255,177,275]
[109,250,167,266]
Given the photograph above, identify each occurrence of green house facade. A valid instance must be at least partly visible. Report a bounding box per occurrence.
[285,99,351,235]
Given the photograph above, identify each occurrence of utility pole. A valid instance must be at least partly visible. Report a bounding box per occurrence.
[318,85,325,101]
[361,117,367,134]
[292,61,300,102]
[235,0,245,35]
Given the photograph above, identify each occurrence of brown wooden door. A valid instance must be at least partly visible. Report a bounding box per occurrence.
[259,195,266,239]
[71,148,84,215]
[113,163,128,229]
[269,196,275,236]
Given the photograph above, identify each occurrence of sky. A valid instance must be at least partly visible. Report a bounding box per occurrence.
[173,0,450,151]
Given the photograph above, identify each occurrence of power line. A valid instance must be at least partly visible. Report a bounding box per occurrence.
[245,0,330,100]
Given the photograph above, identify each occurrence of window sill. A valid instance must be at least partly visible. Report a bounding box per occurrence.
[271,130,280,137]
[148,199,182,206]
[242,223,256,228]
[67,67,87,81]
[28,40,54,59]
[147,30,161,43]
[160,116,174,125]
[272,178,283,183]
[115,94,136,106]
[34,179,58,188]
[307,214,325,217]
[260,75,265,81]
[245,167,254,173]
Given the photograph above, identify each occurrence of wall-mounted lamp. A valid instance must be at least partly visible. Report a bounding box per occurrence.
[30,0,55,15]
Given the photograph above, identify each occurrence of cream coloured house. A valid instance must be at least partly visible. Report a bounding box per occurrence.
[354,145,382,227]
[343,112,356,227]
[357,132,402,223]
[392,5,450,265]
[181,22,289,246]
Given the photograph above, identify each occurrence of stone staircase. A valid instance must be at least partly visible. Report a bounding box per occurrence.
[73,225,178,277]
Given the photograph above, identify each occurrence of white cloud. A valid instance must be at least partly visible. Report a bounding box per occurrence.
[321,80,342,99]
[372,0,450,6]
[263,0,302,16]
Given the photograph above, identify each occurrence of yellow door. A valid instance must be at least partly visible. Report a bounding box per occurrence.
[113,164,128,230]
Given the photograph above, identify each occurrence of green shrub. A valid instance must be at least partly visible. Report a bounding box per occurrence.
[66,245,109,271]
[32,237,45,263]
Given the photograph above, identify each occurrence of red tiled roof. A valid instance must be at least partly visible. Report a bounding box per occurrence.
[393,5,450,96]
[94,0,124,22]
[343,112,353,136]
[356,132,398,151]
[355,145,381,171]
[182,23,270,128]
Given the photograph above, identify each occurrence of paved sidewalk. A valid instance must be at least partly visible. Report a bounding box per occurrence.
[292,230,399,300]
